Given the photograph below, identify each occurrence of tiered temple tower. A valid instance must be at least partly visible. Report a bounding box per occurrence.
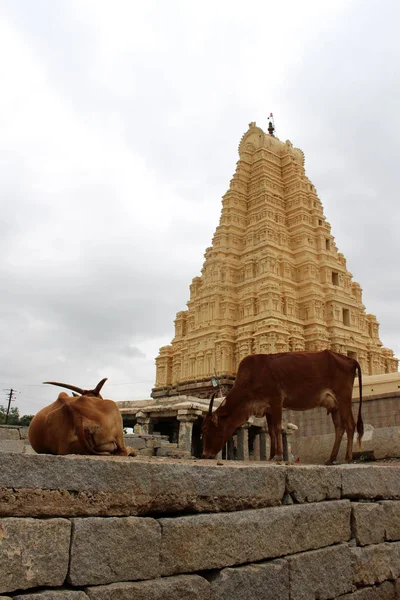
[152,121,398,399]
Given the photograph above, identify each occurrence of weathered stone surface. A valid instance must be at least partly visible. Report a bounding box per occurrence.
[290,432,347,464]
[68,516,160,586]
[286,465,341,502]
[351,542,400,586]
[0,518,71,594]
[366,428,400,461]
[160,500,351,575]
[85,575,210,599]
[14,591,89,599]
[18,427,29,440]
[0,427,19,440]
[340,581,395,598]
[342,466,400,499]
[381,501,400,541]
[0,455,286,517]
[352,503,385,545]
[291,427,400,465]
[210,559,288,600]
[0,440,25,453]
[287,544,353,600]
[123,436,146,450]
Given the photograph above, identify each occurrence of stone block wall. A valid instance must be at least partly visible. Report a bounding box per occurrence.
[290,425,400,464]
[285,392,400,438]
[0,425,31,454]
[2,456,400,598]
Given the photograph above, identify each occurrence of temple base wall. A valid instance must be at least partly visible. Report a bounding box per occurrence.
[2,457,400,598]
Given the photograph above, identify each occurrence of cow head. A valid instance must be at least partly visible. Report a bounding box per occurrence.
[201,394,228,459]
[42,379,110,454]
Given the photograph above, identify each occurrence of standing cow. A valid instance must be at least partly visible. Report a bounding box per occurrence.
[202,350,363,464]
[29,378,136,456]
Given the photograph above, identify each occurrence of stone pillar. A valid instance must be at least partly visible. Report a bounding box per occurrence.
[227,438,235,460]
[259,431,268,461]
[282,423,298,462]
[134,412,152,435]
[237,425,250,461]
[177,409,202,454]
[253,434,261,461]
[282,431,289,461]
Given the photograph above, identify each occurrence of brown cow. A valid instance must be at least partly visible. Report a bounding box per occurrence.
[28,378,136,456]
[202,350,363,464]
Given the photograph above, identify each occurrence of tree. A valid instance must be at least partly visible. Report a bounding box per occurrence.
[19,414,34,426]
[0,406,20,425]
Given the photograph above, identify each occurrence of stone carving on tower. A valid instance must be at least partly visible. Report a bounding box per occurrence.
[152,121,398,398]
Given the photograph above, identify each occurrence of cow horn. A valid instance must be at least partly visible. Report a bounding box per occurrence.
[208,393,216,416]
[43,381,85,395]
[91,378,108,397]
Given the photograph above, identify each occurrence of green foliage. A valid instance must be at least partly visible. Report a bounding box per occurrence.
[0,406,33,426]
[0,405,20,425]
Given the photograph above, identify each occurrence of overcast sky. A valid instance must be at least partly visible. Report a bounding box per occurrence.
[0,0,399,415]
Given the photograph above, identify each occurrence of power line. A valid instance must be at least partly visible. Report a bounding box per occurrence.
[0,379,155,387]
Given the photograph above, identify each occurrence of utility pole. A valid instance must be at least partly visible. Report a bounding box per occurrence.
[4,388,17,424]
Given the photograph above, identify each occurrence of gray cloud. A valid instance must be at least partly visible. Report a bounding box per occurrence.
[0,0,399,414]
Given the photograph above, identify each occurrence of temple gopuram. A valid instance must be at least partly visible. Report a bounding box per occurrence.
[152,121,398,399]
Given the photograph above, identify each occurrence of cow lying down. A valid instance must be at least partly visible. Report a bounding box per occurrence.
[28,378,136,456]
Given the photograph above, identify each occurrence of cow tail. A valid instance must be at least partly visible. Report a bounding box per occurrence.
[58,395,100,455]
[356,361,364,448]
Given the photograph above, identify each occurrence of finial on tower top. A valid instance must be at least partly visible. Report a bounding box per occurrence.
[268,112,275,136]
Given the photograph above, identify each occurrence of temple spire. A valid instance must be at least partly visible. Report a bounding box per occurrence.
[152,121,398,399]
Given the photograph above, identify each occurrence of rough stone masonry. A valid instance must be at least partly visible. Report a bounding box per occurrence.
[1,455,400,599]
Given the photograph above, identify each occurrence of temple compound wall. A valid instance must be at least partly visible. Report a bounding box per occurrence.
[153,121,397,399]
[2,455,400,598]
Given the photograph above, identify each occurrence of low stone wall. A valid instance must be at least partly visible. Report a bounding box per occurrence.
[1,456,400,598]
[290,425,400,464]
[0,425,30,454]
[123,433,190,458]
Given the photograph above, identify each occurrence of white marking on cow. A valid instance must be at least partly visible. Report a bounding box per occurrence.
[319,389,338,412]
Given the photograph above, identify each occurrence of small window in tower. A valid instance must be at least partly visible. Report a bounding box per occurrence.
[332,272,339,285]
[343,309,350,326]
[325,238,331,250]
[318,219,323,226]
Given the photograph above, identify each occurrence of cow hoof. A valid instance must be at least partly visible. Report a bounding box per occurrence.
[325,460,341,466]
